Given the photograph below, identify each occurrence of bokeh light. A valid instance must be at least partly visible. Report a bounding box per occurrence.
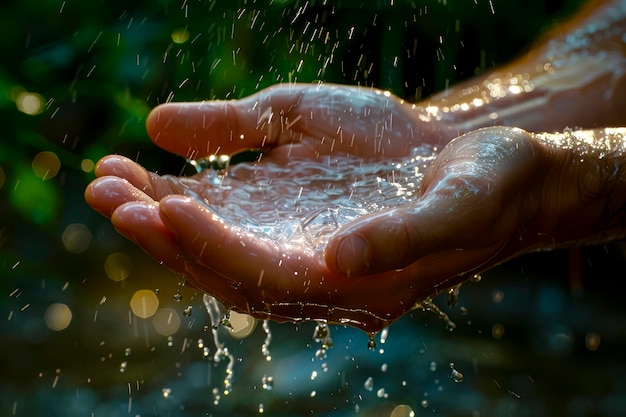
[171,28,190,44]
[585,331,601,351]
[226,311,257,339]
[390,404,415,417]
[61,223,92,253]
[104,252,133,281]
[129,289,159,319]
[44,303,73,331]
[80,159,95,173]
[31,151,61,180]
[152,307,181,336]
[15,90,45,115]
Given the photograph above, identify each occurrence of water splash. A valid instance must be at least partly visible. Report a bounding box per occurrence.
[312,322,334,359]
[173,275,185,302]
[187,145,437,254]
[413,298,456,331]
[261,319,272,361]
[449,363,464,383]
[447,284,462,307]
[202,294,235,400]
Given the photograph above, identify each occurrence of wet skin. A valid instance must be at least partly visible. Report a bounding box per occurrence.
[85,0,626,332]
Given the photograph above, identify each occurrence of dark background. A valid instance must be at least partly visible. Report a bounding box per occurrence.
[3,0,626,416]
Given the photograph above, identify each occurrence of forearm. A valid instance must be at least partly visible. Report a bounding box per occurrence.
[415,0,626,140]
[529,127,626,247]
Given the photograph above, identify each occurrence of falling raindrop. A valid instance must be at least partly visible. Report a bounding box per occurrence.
[261,374,274,391]
[414,298,456,331]
[312,322,333,359]
[447,284,462,307]
[173,275,186,302]
[367,336,377,351]
[449,363,464,383]
[203,294,235,396]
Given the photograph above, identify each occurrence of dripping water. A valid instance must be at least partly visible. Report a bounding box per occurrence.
[202,294,235,401]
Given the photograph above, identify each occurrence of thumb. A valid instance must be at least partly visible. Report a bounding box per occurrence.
[324,200,443,277]
[325,127,540,278]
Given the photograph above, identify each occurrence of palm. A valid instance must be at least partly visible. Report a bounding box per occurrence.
[86,84,541,332]
[86,85,441,332]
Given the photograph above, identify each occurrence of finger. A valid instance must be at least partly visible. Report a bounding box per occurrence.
[111,201,251,308]
[111,202,182,265]
[157,195,329,301]
[85,176,155,218]
[325,206,506,280]
[325,127,538,278]
[146,83,427,159]
[145,85,307,159]
[94,155,180,200]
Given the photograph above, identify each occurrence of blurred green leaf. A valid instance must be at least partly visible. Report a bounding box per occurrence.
[9,164,60,226]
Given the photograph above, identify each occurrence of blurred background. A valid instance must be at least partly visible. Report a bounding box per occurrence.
[3,0,626,416]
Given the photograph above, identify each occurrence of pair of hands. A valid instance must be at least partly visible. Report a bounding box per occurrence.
[85,84,548,332]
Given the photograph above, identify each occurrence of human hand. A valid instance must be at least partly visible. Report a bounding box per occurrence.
[85,84,544,332]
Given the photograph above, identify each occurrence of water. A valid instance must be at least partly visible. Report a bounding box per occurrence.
[202,294,236,401]
[187,145,437,253]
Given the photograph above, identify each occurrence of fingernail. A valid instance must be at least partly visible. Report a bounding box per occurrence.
[336,235,370,277]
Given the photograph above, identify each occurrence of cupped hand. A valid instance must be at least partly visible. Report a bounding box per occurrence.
[85,83,545,332]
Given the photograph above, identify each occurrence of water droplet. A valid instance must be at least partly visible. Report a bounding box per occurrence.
[470,274,482,282]
[119,361,127,373]
[167,336,174,347]
[429,361,437,372]
[312,322,329,342]
[315,348,327,360]
[391,404,415,417]
[162,387,172,398]
[258,403,264,414]
[183,305,193,317]
[447,284,462,307]
[124,347,132,356]
[173,275,186,301]
[261,374,274,390]
[449,363,464,383]
[364,376,374,391]
[310,370,318,380]
[367,333,377,350]
[203,295,235,396]
[414,298,456,331]
[376,388,388,398]
[421,399,429,408]
[379,327,388,344]
[261,320,272,361]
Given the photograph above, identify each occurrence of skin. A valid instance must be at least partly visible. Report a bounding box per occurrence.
[85,0,626,332]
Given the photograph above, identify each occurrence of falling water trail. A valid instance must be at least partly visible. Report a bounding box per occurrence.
[312,321,334,360]
[202,294,235,402]
[413,297,457,331]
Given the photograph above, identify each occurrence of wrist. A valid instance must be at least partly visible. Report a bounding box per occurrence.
[529,128,626,246]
